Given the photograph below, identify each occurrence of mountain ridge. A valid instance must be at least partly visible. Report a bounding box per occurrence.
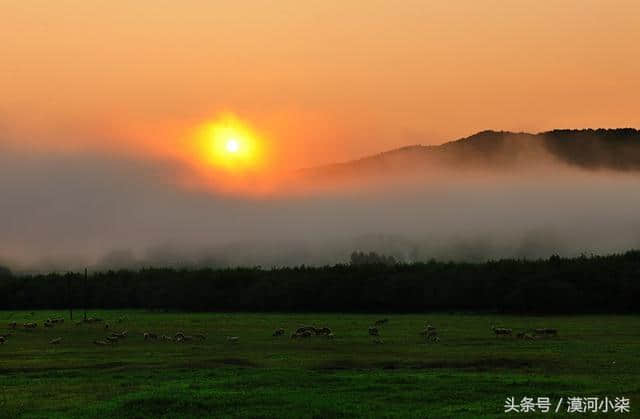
[300,128,640,179]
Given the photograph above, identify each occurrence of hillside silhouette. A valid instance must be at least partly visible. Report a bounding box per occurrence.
[301,128,640,179]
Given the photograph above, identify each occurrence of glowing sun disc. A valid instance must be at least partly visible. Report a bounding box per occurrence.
[226,139,239,153]
[194,115,265,173]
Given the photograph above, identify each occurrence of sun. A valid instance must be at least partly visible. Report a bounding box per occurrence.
[194,114,264,172]
[226,138,239,153]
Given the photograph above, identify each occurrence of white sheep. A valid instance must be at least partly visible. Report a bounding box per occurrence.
[315,327,332,336]
[492,327,513,336]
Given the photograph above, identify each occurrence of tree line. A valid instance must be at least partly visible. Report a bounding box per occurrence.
[0,251,639,313]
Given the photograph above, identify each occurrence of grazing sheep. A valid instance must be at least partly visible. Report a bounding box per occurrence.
[492,327,513,336]
[295,325,317,335]
[49,338,62,344]
[85,317,103,324]
[368,327,380,336]
[227,336,239,343]
[290,330,312,339]
[8,321,17,329]
[420,327,436,337]
[315,327,332,336]
[421,329,439,343]
[272,328,285,337]
[374,318,388,326]
[111,330,128,338]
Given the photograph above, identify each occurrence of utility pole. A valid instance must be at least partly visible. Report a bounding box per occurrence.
[68,273,73,320]
[84,268,88,321]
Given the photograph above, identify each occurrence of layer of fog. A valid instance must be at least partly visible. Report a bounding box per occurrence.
[1,143,640,273]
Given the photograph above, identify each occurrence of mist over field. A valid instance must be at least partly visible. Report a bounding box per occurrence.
[2,132,640,273]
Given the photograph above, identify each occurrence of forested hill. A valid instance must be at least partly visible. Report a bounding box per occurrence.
[1,251,639,313]
[301,128,640,178]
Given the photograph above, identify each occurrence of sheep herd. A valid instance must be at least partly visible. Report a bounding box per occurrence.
[1,315,559,348]
[289,325,334,339]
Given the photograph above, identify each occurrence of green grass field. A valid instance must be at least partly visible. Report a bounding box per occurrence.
[0,311,638,418]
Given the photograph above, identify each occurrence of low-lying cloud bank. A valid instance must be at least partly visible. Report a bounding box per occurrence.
[2,134,640,272]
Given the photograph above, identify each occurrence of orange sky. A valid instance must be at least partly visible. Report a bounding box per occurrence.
[2,0,640,172]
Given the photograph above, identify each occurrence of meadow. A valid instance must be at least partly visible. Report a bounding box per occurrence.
[1,311,638,418]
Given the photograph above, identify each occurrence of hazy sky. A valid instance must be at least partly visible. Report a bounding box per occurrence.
[3,1,640,270]
[2,0,640,170]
